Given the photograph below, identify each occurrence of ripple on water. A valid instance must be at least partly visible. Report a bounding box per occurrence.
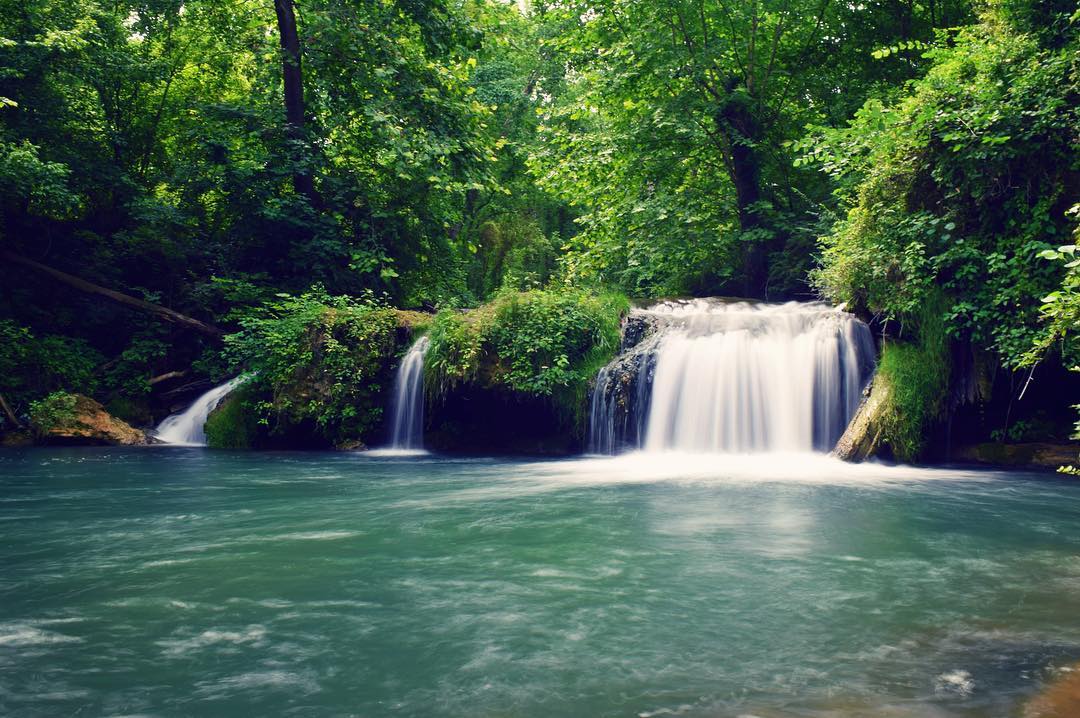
[158,625,267,657]
[0,619,84,647]
[193,669,320,699]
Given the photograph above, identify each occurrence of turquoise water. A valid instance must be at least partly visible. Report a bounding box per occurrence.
[2,449,1079,717]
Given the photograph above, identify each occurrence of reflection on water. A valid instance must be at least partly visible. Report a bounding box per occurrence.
[0,447,1078,717]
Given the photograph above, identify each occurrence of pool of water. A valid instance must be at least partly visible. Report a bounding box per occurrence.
[1,448,1078,717]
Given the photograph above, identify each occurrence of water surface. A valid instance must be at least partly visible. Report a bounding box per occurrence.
[1,449,1078,717]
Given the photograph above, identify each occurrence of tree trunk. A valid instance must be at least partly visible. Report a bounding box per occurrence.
[0,393,24,430]
[274,0,320,208]
[717,96,767,299]
[1,251,224,338]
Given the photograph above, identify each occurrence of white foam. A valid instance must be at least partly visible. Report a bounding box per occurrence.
[363,448,430,458]
[276,530,358,541]
[0,623,83,647]
[935,669,975,696]
[159,625,266,656]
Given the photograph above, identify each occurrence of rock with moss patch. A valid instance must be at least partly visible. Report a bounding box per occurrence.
[37,394,147,445]
[204,387,263,449]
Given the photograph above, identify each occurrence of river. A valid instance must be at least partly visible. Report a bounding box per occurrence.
[1,448,1078,716]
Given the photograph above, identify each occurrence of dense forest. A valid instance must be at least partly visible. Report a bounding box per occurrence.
[0,0,1076,464]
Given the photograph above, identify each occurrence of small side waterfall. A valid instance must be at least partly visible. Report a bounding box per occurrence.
[387,336,430,450]
[589,299,876,454]
[154,376,247,446]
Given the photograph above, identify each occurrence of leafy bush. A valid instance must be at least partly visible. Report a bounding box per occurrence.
[1021,211,1080,472]
[28,391,79,434]
[223,289,401,445]
[425,289,629,417]
[808,15,1077,368]
[0,320,102,418]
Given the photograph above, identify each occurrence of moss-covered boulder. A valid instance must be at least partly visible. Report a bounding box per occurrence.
[423,289,628,453]
[204,386,263,449]
[222,292,428,449]
[32,393,147,445]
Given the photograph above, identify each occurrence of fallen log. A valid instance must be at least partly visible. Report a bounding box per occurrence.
[1,251,224,338]
[148,370,188,385]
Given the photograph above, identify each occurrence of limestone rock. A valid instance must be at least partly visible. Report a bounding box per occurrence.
[43,395,147,446]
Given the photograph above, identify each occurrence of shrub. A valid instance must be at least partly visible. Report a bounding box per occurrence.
[0,320,102,420]
[808,18,1076,368]
[28,391,79,434]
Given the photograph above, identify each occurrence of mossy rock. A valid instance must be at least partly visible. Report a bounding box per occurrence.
[35,394,147,446]
[204,386,262,449]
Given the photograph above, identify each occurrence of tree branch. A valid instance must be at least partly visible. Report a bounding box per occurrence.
[1,251,224,338]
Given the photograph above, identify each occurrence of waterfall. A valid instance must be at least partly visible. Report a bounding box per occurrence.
[387,336,430,450]
[154,376,247,446]
[589,299,876,454]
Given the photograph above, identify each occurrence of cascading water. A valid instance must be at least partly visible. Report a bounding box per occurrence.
[387,336,430,451]
[154,376,247,446]
[589,299,876,454]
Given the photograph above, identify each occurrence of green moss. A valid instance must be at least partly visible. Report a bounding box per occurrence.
[424,288,629,427]
[204,387,261,449]
[874,295,951,462]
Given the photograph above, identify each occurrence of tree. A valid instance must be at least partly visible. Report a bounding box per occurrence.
[529,0,967,297]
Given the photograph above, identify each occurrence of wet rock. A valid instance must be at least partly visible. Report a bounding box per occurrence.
[1024,663,1080,718]
[832,378,891,462]
[588,346,656,453]
[952,442,1079,471]
[1,431,34,447]
[335,439,367,451]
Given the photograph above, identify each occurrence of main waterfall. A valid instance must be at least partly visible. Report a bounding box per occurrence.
[589,299,876,454]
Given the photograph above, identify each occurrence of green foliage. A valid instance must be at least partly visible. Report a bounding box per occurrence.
[223,290,400,445]
[28,391,78,434]
[1022,207,1080,472]
[528,0,965,297]
[812,13,1078,369]
[0,320,101,418]
[425,289,628,410]
[874,297,952,462]
[1,0,1075,456]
